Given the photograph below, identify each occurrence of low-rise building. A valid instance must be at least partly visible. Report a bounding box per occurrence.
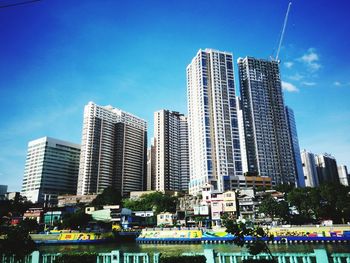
[44,210,64,226]
[85,205,121,223]
[237,189,256,221]
[23,208,43,223]
[57,194,97,207]
[157,212,176,226]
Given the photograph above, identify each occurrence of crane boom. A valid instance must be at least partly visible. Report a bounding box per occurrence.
[276,2,292,61]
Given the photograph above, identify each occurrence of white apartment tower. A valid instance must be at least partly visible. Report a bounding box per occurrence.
[301,150,319,187]
[236,96,248,174]
[238,57,296,185]
[22,137,81,203]
[77,102,147,196]
[154,110,189,191]
[187,49,242,195]
[337,165,349,186]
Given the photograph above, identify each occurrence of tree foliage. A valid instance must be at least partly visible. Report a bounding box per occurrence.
[0,195,33,218]
[90,187,122,206]
[222,216,274,260]
[0,225,36,259]
[273,183,295,194]
[287,184,350,224]
[122,192,177,214]
[62,210,92,230]
[259,196,289,221]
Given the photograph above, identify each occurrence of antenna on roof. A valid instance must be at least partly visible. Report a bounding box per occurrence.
[274,2,292,61]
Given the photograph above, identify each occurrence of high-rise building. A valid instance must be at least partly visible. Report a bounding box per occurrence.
[146,139,156,191]
[315,153,339,184]
[187,49,242,195]
[238,57,296,185]
[236,96,248,174]
[0,185,8,200]
[21,137,81,203]
[337,165,349,186]
[301,150,319,187]
[153,110,189,191]
[77,102,147,196]
[285,106,305,187]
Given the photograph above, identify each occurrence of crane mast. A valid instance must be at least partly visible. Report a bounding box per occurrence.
[275,2,292,61]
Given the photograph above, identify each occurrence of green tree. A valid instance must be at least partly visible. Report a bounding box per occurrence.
[222,216,274,261]
[123,192,177,214]
[287,187,319,223]
[0,225,36,260]
[259,196,289,222]
[62,210,92,230]
[19,218,39,233]
[90,187,122,206]
[273,183,295,194]
[318,183,350,223]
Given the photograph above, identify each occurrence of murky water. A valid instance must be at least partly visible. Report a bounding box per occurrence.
[37,242,350,256]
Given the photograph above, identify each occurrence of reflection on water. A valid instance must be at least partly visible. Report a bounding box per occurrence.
[38,242,350,256]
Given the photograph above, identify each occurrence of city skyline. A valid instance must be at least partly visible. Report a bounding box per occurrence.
[1,0,349,191]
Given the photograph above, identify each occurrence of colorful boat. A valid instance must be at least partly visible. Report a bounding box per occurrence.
[136,226,350,244]
[30,231,115,245]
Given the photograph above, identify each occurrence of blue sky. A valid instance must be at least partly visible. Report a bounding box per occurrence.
[1,0,349,191]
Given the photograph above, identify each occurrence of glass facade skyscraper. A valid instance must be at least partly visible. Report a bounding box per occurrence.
[285,106,305,187]
[21,137,81,203]
[238,57,296,185]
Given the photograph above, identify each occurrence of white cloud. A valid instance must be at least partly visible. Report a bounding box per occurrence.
[299,48,321,72]
[284,62,294,68]
[282,81,299,92]
[301,82,316,86]
[288,73,304,81]
[333,81,350,87]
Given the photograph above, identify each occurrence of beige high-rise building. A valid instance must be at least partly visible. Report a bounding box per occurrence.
[153,110,189,191]
[77,102,147,196]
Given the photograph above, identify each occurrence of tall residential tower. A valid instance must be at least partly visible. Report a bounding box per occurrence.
[153,110,189,191]
[238,57,296,185]
[77,102,147,196]
[187,49,242,195]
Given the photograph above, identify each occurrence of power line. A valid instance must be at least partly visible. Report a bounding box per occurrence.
[0,0,41,9]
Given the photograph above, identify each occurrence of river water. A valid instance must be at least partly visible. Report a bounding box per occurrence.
[38,242,350,256]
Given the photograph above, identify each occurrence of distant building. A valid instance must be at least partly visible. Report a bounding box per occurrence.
[337,165,349,186]
[315,154,339,184]
[23,208,43,223]
[229,175,272,189]
[285,106,305,187]
[153,110,189,191]
[187,49,242,195]
[21,137,81,204]
[57,194,97,207]
[146,140,156,191]
[238,57,296,185]
[77,102,147,196]
[236,97,248,174]
[6,192,20,201]
[0,185,8,200]
[301,150,319,187]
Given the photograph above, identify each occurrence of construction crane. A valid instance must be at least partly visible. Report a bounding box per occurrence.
[274,2,292,61]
